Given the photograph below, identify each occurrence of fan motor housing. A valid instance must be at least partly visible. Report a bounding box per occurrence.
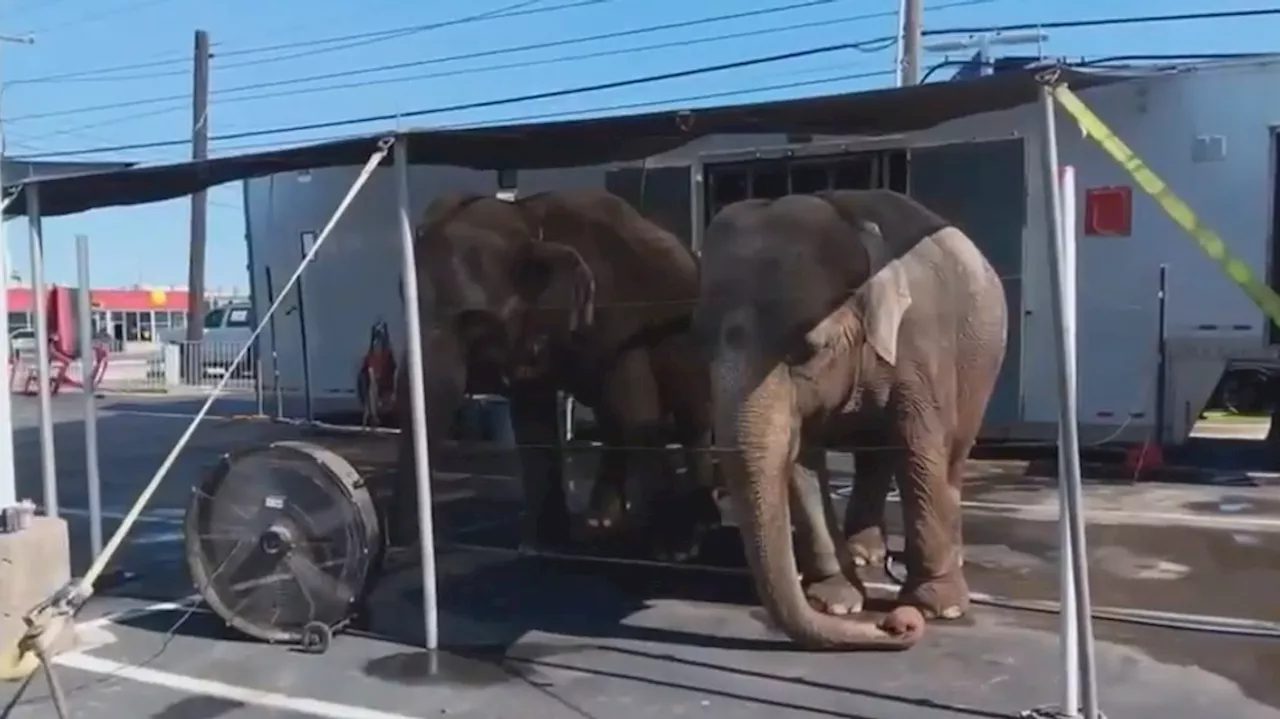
[184,440,382,644]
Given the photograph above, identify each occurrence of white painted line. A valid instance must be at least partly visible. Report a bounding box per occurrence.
[53,653,420,719]
[103,408,241,422]
[58,507,182,525]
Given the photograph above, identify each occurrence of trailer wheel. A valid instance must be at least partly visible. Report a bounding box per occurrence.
[1219,370,1271,415]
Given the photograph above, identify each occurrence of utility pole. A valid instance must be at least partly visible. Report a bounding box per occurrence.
[0,28,35,512]
[899,0,922,85]
[184,29,210,342]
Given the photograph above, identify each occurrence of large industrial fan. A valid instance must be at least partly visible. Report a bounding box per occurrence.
[184,441,382,653]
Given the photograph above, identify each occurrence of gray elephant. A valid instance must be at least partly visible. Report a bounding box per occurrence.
[500,188,721,557]
[693,189,1007,649]
[389,192,535,548]
[392,189,719,558]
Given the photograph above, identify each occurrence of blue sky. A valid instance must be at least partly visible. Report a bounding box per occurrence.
[1,0,1276,290]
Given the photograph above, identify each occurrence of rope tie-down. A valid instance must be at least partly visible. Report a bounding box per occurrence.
[0,137,396,719]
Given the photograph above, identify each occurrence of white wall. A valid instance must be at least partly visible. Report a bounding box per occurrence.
[246,60,1280,430]
[244,164,496,411]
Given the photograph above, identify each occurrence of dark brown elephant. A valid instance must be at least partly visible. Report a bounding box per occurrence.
[393,189,718,558]
[497,188,721,558]
[693,189,1007,650]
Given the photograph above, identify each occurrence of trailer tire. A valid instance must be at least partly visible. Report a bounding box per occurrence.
[1219,369,1272,415]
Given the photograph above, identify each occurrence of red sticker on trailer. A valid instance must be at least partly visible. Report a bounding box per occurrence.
[1084,186,1132,237]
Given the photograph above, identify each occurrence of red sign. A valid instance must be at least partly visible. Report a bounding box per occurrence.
[1083,186,1133,237]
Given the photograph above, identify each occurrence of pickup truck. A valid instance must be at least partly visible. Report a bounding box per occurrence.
[159,302,256,378]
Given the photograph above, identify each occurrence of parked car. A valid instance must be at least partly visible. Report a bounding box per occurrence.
[160,302,256,380]
[8,327,35,360]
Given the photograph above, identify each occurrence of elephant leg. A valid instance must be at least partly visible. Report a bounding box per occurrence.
[583,422,632,537]
[509,385,572,550]
[844,448,893,569]
[582,351,665,540]
[651,402,722,562]
[791,446,865,616]
[894,420,968,620]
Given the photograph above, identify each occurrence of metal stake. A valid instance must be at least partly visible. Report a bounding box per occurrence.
[75,234,102,557]
[393,135,439,652]
[26,184,57,517]
[1038,83,1102,719]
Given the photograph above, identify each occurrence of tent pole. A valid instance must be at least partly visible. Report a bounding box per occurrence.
[27,183,58,518]
[1038,83,1101,719]
[393,135,439,654]
[75,233,103,558]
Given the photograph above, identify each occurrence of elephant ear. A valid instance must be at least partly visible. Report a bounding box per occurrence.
[804,220,912,367]
[853,258,913,366]
[509,242,597,332]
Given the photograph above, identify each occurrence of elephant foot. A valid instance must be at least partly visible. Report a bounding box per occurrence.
[648,489,721,563]
[898,574,970,620]
[520,502,575,553]
[846,528,887,568]
[804,574,865,616]
[583,484,630,533]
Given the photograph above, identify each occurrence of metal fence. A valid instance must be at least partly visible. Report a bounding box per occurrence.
[8,339,258,395]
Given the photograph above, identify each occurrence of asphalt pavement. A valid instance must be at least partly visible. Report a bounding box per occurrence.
[0,395,1278,719]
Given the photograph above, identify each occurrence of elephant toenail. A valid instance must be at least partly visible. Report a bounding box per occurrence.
[853,556,867,567]
[940,606,963,619]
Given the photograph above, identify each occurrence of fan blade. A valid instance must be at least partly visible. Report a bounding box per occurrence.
[285,552,352,607]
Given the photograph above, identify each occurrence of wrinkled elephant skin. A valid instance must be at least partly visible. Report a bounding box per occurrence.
[496,189,721,559]
[393,189,719,559]
[694,190,1008,650]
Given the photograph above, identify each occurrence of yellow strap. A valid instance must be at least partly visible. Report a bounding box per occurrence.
[1050,83,1280,330]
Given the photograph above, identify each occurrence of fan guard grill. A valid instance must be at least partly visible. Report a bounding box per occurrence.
[184,441,382,644]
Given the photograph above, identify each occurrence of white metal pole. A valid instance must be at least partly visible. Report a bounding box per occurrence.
[76,233,102,557]
[26,183,58,517]
[1038,85,1102,719]
[0,27,35,512]
[1056,164,1080,718]
[0,189,13,511]
[393,135,439,653]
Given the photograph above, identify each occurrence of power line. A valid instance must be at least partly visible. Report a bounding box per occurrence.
[923,6,1280,36]
[6,0,880,122]
[207,67,897,156]
[10,0,937,126]
[19,0,180,35]
[10,41,888,159]
[24,65,897,162]
[16,5,1278,158]
[202,0,609,75]
[6,0,607,85]
[212,0,604,64]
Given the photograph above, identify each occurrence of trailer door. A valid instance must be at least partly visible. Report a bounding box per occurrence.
[605,166,693,248]
[908,139,1025,428]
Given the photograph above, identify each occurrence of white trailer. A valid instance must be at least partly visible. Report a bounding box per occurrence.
[242,58,1280,445]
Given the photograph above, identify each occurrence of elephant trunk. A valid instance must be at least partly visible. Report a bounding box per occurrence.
[717,364,917,651]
